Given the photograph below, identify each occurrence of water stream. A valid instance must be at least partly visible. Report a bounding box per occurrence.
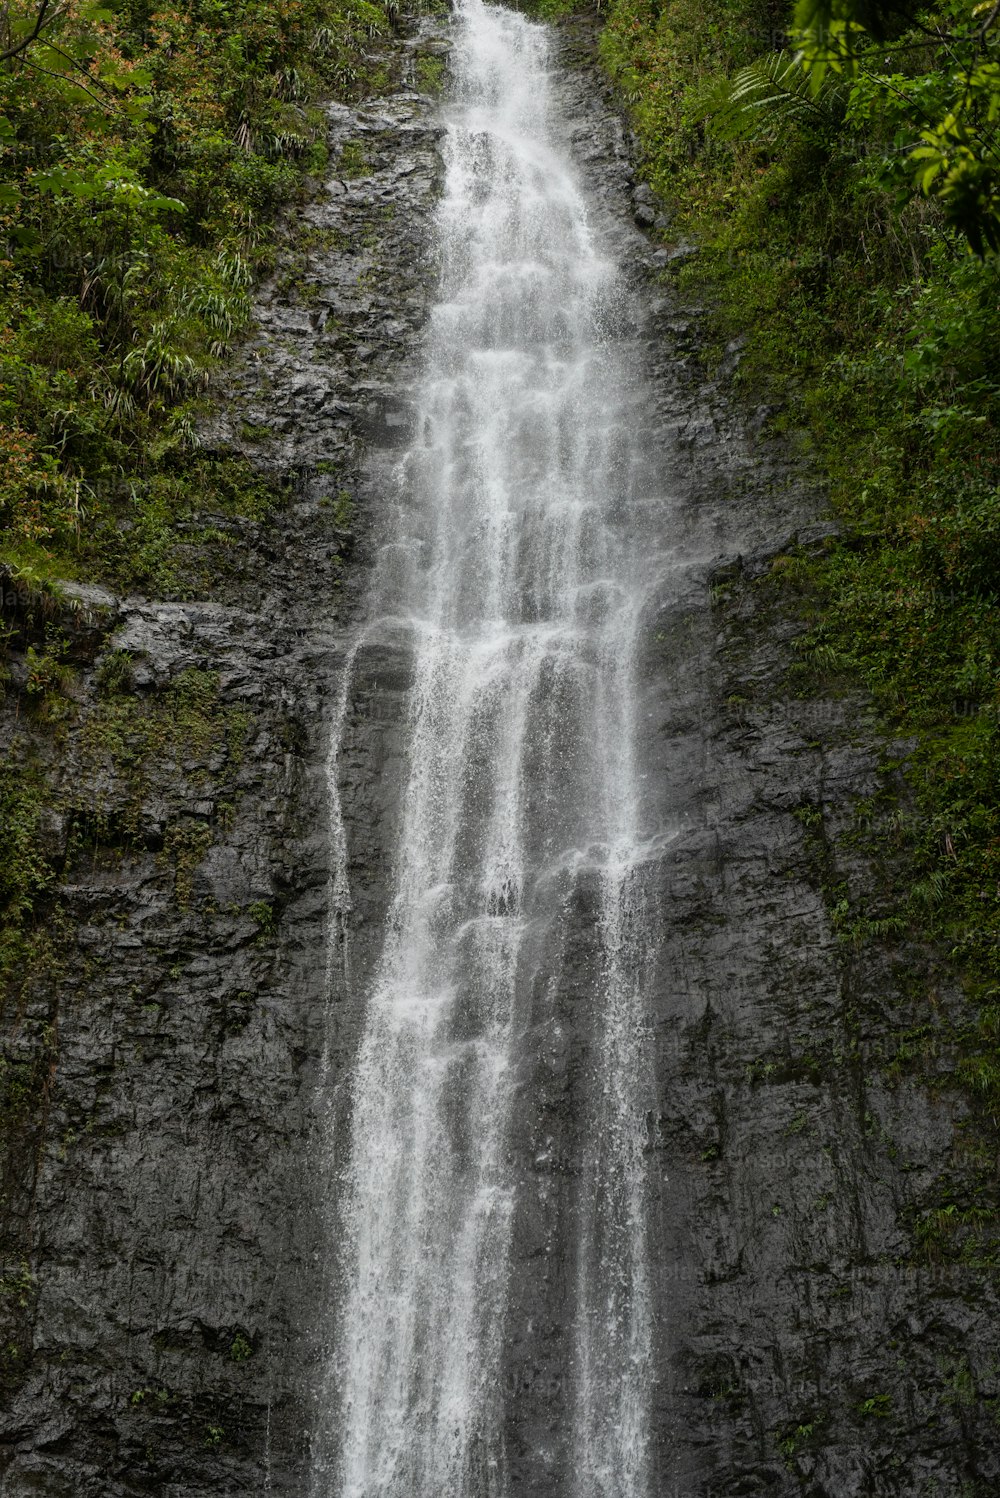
[313,3,656,1492]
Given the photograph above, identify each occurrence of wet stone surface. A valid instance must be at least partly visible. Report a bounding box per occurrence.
[0,24,446,1497]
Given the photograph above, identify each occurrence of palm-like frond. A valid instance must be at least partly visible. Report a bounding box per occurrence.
[705,52,843,143]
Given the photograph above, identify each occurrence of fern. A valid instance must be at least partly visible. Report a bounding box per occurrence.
[909,870,949,909]
[705,52,843,144]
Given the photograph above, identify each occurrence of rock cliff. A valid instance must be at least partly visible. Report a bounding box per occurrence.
[0,11,997,1498]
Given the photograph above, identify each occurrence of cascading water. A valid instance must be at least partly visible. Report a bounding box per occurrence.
[312,2,657,1493]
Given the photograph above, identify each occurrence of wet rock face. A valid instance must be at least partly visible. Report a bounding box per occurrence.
[0,32,446,1498]
[644,596,1000,1498]
[2,14,998,1498]
[496,20,1000,1498]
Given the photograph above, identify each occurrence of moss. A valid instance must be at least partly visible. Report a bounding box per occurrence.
[857,1393,893,1419]
[247,901,277,943]
[337,139,370,179]
[156,824,211,908]
[0,655,258,1007]
[0,750,58,989]
[322,489,355,528]
[415,54,447,94]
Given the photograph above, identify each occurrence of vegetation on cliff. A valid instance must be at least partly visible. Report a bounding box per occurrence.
[0,0,415,1005]
[0,0,431,1413]
[592,0,1000,1241]
[0,0,399,596]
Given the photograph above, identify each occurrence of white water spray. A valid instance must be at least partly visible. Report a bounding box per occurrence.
[313,3,656,1493]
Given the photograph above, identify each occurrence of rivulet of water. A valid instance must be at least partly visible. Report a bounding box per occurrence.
[311,3,656,1494]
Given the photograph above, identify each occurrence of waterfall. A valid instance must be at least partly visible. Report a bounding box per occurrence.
[313,2,656,1493]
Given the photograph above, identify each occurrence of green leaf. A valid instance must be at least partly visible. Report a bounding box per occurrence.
[144,193,186,214]
[705,51,844,144]
[33,166,101,198]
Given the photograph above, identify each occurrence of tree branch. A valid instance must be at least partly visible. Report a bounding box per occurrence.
[978,0,1000,42]
[41,37,116,95]
[23,56,106,108]
[0,0,64,65]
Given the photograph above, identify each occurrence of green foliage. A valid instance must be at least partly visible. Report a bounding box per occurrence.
[705,52,845,142]
[599,0,1000,1191]
[0,749,53,982]
[247,899,275,942]
[778,1419,816,1458]
[0,1266,34,1309]
[790,0,1000,253]
[0,0,403,585]
[610,20,998,679]
[414,53,446,95]
[96,648,134,695]
[24,638,71,699]
[337,138,369,177]
[511,0,587,17]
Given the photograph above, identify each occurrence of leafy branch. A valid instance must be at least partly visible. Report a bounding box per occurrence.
[788,0,1000,251]
[0,0,66,65]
